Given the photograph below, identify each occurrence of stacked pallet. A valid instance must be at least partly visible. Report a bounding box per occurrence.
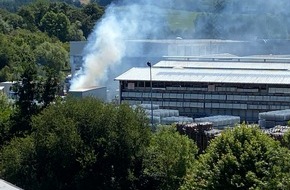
[161,116,193,125]
[262,125,290,141]
[144,109,179,118]
[138,103,160,110]
[195,115,240,129]
[176,122,214,153]
[259,109,290,128]
[145,109,181,124]
[138,104,194,125]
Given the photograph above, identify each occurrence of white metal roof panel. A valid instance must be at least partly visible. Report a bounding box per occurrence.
[153,60,290,70]
[115,67,290,85]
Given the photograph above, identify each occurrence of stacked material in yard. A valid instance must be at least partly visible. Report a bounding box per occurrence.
[139,103,160,110]
[259,109,290,128]
[132,104,193,125]
[161,116,193,125]
[136,104,190,125]
[195,115,240,129]
[146,115,161,124]
[144,109,180,118]
[176,122,214,153]
[262,125,290,142]
[204,129,222,138]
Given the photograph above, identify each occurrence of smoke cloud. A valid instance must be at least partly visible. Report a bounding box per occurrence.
[70,1,165,90]
[70,0,290,91]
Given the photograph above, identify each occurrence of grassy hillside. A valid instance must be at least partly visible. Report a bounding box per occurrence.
[0,0,81,11]
[167,9,198,32]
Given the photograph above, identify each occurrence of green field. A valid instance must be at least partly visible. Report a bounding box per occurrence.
[167,9,198,31]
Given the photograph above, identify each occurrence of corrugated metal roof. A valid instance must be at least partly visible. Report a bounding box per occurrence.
[154,60,290,70]
[115,67,290,85]
[126,39,244,44]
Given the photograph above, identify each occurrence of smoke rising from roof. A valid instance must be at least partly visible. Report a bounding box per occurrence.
[70,1,165,90]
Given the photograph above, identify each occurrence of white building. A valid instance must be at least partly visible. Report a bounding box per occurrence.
[115,56,290,123]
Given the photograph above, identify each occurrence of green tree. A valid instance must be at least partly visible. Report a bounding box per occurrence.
[0,16,12,34]
[40,11,70,41]
[0,93,14,145]
[17,6,37,31]
[10,42,35,67]
[180,125,290,190]
[34,41,68,106]
[0,34,11,71]
[0,136,36,189]
[9,29,56,50]
[35,41,68,73]
[0,98,151,190]
[0,29,63,82]
[142,126,197,190]
[0,9,23,29]
[282,129,290,149]
[26,0,49,27]
[4,13,24,30]
[81,3,104,38]
[67,21,86,41]
[10,63,40,135]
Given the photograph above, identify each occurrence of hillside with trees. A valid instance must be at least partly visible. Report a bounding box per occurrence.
[0,0,104,83]
[1,0,290,189]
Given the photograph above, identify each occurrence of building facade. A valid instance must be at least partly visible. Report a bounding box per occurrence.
[115,56,290,123]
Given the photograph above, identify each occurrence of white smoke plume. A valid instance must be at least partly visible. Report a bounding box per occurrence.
[70,1,163,90]
[70,0,290,90]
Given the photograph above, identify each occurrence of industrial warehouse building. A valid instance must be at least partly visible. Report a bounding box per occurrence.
[69,39,250,100]
[115,56,290,123]
[70,39,290,102]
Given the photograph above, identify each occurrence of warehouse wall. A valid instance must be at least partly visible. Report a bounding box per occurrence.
[120,81,290,123]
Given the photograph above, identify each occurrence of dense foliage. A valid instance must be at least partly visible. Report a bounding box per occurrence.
[2,101,290,190]
[0,0,104,82]
[142,127,197,190]
[0,93,13,145]
[1,98,152,190]
[180,126,290,190]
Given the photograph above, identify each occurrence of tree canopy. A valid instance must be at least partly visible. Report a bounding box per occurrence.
[0,93,14,145]
[142,126,197,190]
[0,98,151,190]
[180,126,290,190]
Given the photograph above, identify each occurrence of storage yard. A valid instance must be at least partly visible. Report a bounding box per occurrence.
[176,122,215,152]
[194,115,240,129]
[177,123,290,151]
